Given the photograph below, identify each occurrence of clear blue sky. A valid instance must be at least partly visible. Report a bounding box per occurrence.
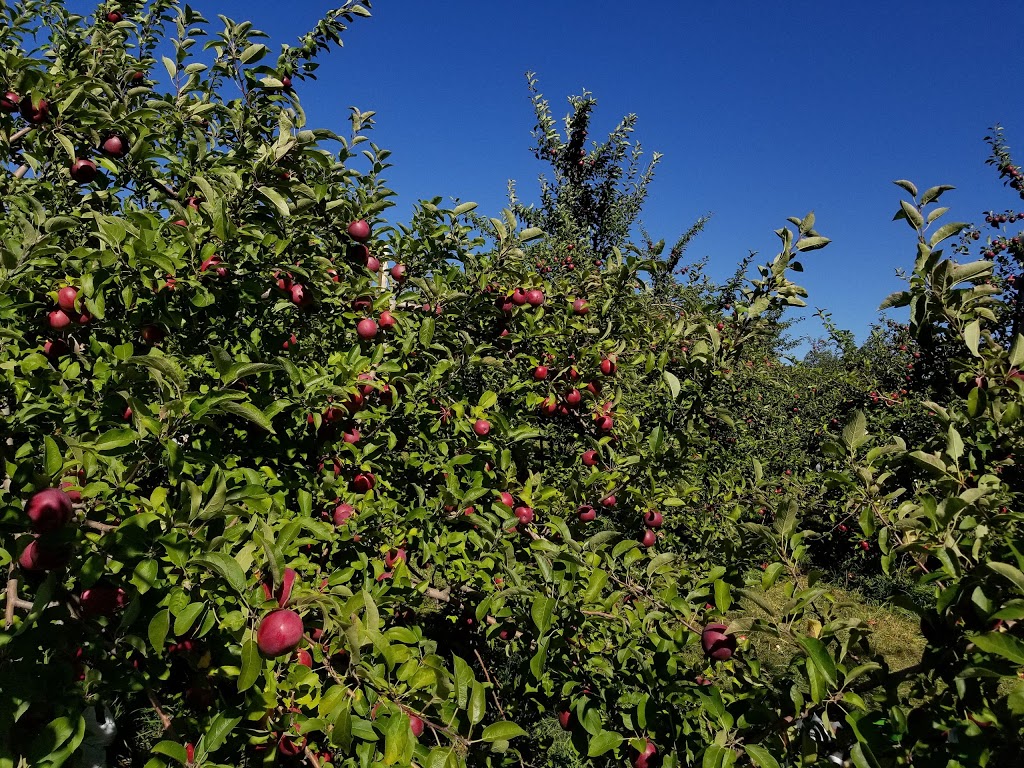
[84,2,1024,349]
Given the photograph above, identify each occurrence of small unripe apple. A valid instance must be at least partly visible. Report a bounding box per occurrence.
[347,219,371,241]
[70,158,97,183]
[572,298,589,315]
[534,365,548,380]
[26,488,74,532]
[256,609,304,657]
[101,134,127,157]
[333,503,355,526]
[390,264,407,283]
[582,450,599,467]
[525,288,544,307]
[577,505,596,522]
[352,472,376,494]
[379,310,396,330]
[0,91,18,112]
[514,506,534,525]
[643,510,663,528]
[473,419,490,436]
[701,622,737,661]
[48,310,72,330]
[600,358,617,376]
[357,318,378,340]
[57,286,78,311]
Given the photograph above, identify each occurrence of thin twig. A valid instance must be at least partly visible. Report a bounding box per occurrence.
[82,519,117,534]
[146,688,178,738]
[4,565,16,629]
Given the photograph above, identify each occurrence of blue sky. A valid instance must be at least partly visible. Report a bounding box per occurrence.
[83,1,1024,349]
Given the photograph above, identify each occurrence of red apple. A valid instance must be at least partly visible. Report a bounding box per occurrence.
[534,365,548,380]
[290,283,309,306]
[701,622,737,661]
[357,318,378,340]
[633,739,658,768]
[59,478,82,503]
[80,584,127,617]
[18,537,68,571]
[0,91,19,112]
[47,310,72,331]
[499,491,515,508]
[572,298,589,315]
[539,396,557,416]
[514,506,534,525]
[639,529,656,548]
[558,710,573,730]
[282,333,298,350]
[333,503,355,526]
[277,568,297,608]
[582,450,599,467]
[44,339,69,358]
[384,548,406,568]
[256,609,304,657]
[525,288,544,307]
[595,414,614,432]
[296,648,313,667]
[600,495,616,508]
[26,488,74,532]
[280,75,293,89]
[141,325,164,345]
[473,419,491,436]
[347,219,371,241]
[643,510,663,529]
[577,505,596,522]
[343,428,360,444]
[379,310,396,330]
[131,71,145,83]
[409,715,425,738]
[565,389,582,408]
[600,358,617,376]
[106,11,123,22]
[101,135,127,157]
[70,158,97,183]
[278,733,306,757]
[352,473,375,494]
[390,264,407,283]
[172,219,186,227]
[57,286,78,311]
[19,95,50,124]
[365,255,381,272]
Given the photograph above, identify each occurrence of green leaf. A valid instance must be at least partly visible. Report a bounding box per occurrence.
[519,227,543,242]
[257,186,290,217]
[531,595,555,635]
[193,553,247,594]
[452,202,478,216]
[453,655,473,709]
[1010,334,1024,368]
[152,741,188,764]
[587,730,622,757]
[478,391,498,410]
[971,631,1024,665]
[744,745,781,768]
[964,319,981,357]
[238,639,261,691]
[798,636,837,687]
[663,370,680,400]
[987,561,1024,593]
[148,609,170,653]
[44,436,62,477]
[480,721,528,742]
[202,713,241,753]
[94,428,138,452]
[893,179,918,197]
[419,317,435,346]
[794,236,830,252]
[126,353,187,390]
[899,200,924,230]
[215,401,276,433]
[468,680,486,725]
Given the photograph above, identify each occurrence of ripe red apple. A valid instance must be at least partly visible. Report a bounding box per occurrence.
[565,389,582,408]
[200,255,227,276]
[582,450,599,467]
[106,11,123,22]
[141,325,164,345]
[277,568,297,608]
[473,419,490,436]
[18,537,68,571]
[47,310,72,331]
[347,219,371,241]
[572,298,589,315]
[632,739,658,768]
[280,75,293,89]
[639,529,656,548]
[296,648,313,667]
[101,135,127,157]
[256,609,304,657]
[595,414,614,432]
[539,396,557,416]
[379,310,396,330]
[600,495,616,508]
[278,732,306,757]
[384,548,406,568]
[131,70,145,83]
[333,503,355,526]
[525,288,544,307]
[59,478,82,503]
[600,358,617,376]
[409,715,425,738]
[70,158,97,183]
[43,339,69,358]
[534,365,548,380]
[499,491,515,508]
[390,264,407,283]
[514,506,534,525]
[343,427,360,445]
[701,623,737,661]
[57,286,78,311]
[352,473,376,494]
[290,283,309,306]
[357,318,378,340]
[282,333,298,351]
[558,710,573,730]
[365,255,381,272]
[643,510,663,529]
[80,584,127,617]
[511,288,527,306]
[19,95,50,123]
[123,406,133,420]
[26,488,74,532]
[172,219,186,227]
[0,91,18,112]
[577,505,596,522]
